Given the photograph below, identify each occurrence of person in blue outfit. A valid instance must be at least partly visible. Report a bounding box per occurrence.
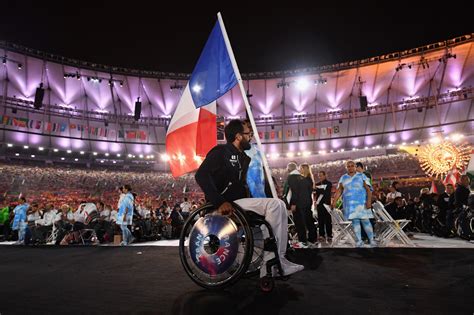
[117,184,134,246]
[332,160,375,247]
[243,119,267,198]
[11,196,29,245]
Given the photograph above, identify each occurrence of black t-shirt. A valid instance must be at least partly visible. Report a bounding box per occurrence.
[315,179,332,205]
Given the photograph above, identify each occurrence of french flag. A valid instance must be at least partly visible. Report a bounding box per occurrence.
[166,21,238,177]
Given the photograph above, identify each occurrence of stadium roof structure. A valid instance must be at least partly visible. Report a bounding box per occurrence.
[0,34,472,169]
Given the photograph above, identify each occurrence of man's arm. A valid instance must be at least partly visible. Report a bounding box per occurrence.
[364,182,372,209]
[331,184,343,209]
[195,148,226,209]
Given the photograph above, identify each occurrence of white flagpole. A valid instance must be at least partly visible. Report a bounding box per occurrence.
[217,12,278,199]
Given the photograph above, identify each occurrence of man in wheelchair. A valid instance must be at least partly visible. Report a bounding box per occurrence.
[195,119,304,278]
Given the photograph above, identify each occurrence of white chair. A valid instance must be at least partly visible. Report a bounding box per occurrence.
[45,223,58,245]
[287,211,299,244]
[324,205,357,247]
[372,201,415,247]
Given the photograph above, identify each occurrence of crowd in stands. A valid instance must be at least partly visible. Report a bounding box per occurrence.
[0,152,472,245]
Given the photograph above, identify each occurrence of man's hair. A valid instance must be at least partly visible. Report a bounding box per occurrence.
[123,184,132,192]
[287,162,297,172]
[19,196,26,203]
[319,171,326,176]
[225,119,244,143]
[394,196,403,202]
[98,201,105,208]
[356,162,363,169]
[392,181,399,187]
[446,183,454,188]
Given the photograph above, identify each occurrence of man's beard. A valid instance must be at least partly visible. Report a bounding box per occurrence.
[240,139,251,151]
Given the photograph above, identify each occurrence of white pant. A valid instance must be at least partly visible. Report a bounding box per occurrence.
[234,198,288,258]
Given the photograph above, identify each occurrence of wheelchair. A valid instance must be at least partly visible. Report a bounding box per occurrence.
[179,202,286,292]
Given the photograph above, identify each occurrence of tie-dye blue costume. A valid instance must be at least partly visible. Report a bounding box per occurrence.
[12,203,29,243]
[245,145,267,198]
[117,192,134,245]
[338,172,373,220]
[338,172,375,246]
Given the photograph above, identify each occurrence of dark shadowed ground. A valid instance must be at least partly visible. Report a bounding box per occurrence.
[0,247,473,314]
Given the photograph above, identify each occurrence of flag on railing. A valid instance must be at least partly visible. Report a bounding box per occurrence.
[429,180,438,194]
[166,20,238,177]
[443,166,461,186]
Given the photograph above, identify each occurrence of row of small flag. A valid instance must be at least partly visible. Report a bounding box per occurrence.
[1,115,147,141]
[257,126,340,140]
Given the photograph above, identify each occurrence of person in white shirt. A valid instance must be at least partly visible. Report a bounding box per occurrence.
[94,201,112,243]
[180,197,191,220]
[386,182,402,205]
[109,207,118,223]
[32,205,56,244]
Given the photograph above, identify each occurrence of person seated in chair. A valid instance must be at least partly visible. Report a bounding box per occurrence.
[31,205,56,244]
[195,119,304,277]
[170,204,184,239]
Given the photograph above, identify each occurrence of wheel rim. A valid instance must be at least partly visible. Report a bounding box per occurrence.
[179,204,253,288]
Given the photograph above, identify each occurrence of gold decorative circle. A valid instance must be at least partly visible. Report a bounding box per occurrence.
[418,141,471,178]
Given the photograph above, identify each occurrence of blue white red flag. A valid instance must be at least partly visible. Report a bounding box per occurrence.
[166,21,238,177]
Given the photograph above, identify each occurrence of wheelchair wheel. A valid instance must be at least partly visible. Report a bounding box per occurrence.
[179,203,254,289]
[259,276,274,292]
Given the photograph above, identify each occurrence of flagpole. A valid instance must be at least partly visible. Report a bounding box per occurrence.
[217,12,278,199]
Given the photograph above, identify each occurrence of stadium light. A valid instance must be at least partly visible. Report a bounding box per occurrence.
[80,151,85,155]
[93,152,98,156]
[31,155,35,158]
[23,145,29,149]
[67,150,72,153]
[105,153,109,157]
[451,133,464,142]
[38,147,44,151]
[116,153,121,157]
[7,143,13,147]
[61,157,65,160]
[74,158,78,161]
[53,148,59,152]
[295,78,309,91]
[160,154,170,161]
[15,153,19,156]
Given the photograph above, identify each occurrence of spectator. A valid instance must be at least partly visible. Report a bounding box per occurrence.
[180,197,191,220]
[437,184,455,225]
[454,175,470,207]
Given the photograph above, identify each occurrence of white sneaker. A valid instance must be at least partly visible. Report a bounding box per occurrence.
[280,257,304,276]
